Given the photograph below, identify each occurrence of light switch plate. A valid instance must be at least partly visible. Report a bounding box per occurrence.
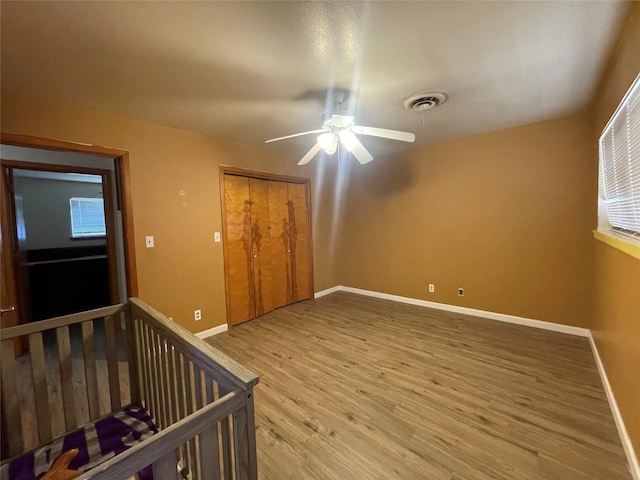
[145,236,154,248]
[214,232,221,243]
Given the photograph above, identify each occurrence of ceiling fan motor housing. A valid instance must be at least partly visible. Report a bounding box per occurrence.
[322,112,355,130]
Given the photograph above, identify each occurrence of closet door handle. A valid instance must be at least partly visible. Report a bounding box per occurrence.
[254,254,257,258]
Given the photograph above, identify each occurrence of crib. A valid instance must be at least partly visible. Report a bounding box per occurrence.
[0,298,258,480]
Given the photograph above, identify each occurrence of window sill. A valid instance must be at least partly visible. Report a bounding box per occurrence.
[593,230,640,261]
[70,236,106,241]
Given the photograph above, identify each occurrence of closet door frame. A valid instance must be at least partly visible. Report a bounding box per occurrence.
[219,165,315,328]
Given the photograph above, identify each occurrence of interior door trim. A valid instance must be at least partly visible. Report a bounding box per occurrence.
[0,132,138,297]
[219,165,315,327]
[2,160,121,307]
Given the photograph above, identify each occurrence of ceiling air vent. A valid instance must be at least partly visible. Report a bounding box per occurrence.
[403,92,448,111]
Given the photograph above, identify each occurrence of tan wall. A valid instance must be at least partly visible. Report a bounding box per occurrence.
[338,113,595,328]
[1,91,339,333]
[590,3,640,455]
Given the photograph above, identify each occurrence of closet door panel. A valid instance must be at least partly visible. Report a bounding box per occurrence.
[267,181,291,309]
[249,179,273,316]
[223,175,255,325]
[287,182,311,302]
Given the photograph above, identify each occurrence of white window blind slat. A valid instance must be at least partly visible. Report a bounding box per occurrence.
[69,197,106,238]
[598,73,640,240]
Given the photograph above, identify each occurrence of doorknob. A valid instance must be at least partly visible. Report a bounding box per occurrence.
[1,305,16,314]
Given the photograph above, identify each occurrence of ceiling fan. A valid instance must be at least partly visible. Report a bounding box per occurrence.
[265,91,416,165]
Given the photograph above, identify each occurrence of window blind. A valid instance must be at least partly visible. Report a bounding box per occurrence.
[70,197,106,238]
[598,73,640,241]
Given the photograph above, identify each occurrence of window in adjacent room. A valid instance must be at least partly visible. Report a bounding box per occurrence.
[598,73,640,246]
[69,197,106,238]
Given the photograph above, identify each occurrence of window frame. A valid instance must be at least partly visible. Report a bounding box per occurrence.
[596,72,640,256]
[69,196,107,240]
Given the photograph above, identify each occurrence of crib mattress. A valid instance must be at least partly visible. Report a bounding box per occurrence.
[0,407,158,480]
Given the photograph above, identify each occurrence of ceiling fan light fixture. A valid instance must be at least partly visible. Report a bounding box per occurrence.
[338,130,358,151]
[318,132,338,154]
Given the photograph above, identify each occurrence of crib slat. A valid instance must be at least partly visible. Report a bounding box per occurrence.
[136,321,153,415]
[152,330,166,429]
[192,366,204,479]
[152,450,178,480]
[164,343,182,470]
[200,423,222,480]
[56,325,77,430]
[205,375,214,407]
[184,360,194,415]
[149,330,162,427]
[174,352,189,473]
[104,315,121,411]
[220,415,233,480]
[184,359,197,477]
[1,339,23,457]
[194,366,203,410]
[81,320,100,420]
[201,375,221,480]
[233,406,250,480]
[166,344,178,425]
[157,332,170,429]
[219,384,233,480]
[125,309,141,406]
[134,319,149,410]
[148,327,160,426]
[245,389,258,479]
[145,323,160,425]
[28,332,53,443]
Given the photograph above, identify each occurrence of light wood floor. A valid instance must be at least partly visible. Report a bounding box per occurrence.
[206,292,630,480]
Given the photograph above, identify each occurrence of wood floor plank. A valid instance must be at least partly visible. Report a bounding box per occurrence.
[207,292,631,480]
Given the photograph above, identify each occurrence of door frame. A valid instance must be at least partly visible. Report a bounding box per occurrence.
[0,133,138,302]
[219,165,315,327]
[2,160,121,315]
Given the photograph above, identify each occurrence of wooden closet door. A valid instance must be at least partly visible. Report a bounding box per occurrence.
[223,175,255,325]
[268,181,291,309]
[287,182,311,302]
[249,179,273,316]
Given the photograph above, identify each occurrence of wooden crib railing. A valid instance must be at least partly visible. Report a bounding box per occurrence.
[0,298,259,480]
[0,303,132,456]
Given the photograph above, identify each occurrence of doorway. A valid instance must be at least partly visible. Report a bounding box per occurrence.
[0,134,137,333]
[3,163,120,323]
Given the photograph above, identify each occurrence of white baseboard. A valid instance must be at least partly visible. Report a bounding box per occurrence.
[589,333,640,480]
[314,286,342,298]
[329,285,589,337]
[195,323,228,339]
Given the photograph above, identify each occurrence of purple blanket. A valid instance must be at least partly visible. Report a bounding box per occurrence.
[0,407,157,480]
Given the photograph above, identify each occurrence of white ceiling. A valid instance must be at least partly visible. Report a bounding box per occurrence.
[0,1,629,159]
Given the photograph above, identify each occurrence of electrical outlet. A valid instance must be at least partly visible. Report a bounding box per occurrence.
[428,284,435,293]
[145,236,154,248]
[194,309,202,321]
[458,288,464,296]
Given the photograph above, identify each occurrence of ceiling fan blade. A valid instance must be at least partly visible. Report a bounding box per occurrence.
[297,143,322,165]
[350,137,374,165]
[351,126,415,142]
[265,129,326,143]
